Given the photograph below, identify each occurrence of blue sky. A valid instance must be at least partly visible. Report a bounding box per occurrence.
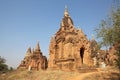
[0,0,113,68]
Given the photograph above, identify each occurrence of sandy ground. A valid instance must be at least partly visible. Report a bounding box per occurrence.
[0,66,120,80]
[70,70,120,80]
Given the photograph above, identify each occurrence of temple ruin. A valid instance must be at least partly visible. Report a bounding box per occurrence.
[18,42,47,70]
[48,7,94,70]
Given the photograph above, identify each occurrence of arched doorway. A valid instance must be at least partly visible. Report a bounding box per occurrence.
[80,45,85,64]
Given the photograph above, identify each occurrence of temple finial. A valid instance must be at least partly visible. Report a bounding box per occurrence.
[64,5,69,17]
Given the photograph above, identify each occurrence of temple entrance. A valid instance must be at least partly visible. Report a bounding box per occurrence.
[80,46,85,64]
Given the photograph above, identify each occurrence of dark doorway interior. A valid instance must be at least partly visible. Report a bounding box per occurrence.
[80,46,85,64]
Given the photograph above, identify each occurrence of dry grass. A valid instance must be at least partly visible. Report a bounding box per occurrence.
[0,69,80,80]
[0,66,119,80]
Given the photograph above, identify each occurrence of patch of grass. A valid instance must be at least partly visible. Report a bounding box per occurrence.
[0,67,119,80]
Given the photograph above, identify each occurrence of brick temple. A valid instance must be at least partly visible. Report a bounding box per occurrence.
[18,7,117,71]
[18,42,47,70]
[48,7,94,70]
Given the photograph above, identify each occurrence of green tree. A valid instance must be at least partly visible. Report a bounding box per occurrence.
[9,67,14,71]
[95,0,120,69]
[0,56,8,73]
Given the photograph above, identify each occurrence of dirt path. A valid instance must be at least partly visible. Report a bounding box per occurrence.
[70,70,120,80]
[69,72,97,80]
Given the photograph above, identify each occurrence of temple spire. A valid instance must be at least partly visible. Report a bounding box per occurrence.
[25,47,31,57]
[27,47,31,53]
[64,5,69,17]
[35,42,40,51]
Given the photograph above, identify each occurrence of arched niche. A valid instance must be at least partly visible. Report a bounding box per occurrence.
[80,45,85,64]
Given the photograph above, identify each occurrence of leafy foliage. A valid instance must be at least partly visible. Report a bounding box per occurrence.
[0,56,8,73]
[0,64,8,71]
[0,56,6,64]
[95,8,120,49]
[95,0,120,69]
